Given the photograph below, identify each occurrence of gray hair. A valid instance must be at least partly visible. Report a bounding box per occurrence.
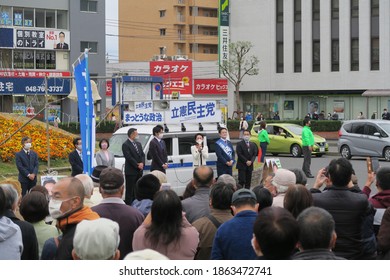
[75,174,94,198]
[0,184,18,209]
[217,174,236,189]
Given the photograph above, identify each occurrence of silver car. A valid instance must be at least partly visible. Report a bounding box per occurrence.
[338,120,390,161]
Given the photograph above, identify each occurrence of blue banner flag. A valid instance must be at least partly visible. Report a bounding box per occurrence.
[73,50,95,175]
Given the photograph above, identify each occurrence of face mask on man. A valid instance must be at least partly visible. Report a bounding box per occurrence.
[243,136,250,142]
[49,198,73,219]
[76,145,82,151]
[158,133,164,139]
[24,143,32,150]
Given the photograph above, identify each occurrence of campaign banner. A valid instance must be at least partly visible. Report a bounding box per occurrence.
[150,61,192,95]
[123,111,164,124]
[135,101,153,113]
[106,80,112,96]
[0,70,71,78]
[194,79,228,95]
[0,77,70,94]
[165,100,221,123]
[73,50,95,175]
[15,29,70,50]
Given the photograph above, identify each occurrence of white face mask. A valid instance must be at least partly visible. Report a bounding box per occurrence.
[158,133,164,139]
[134,135,139,140]
[76,145,82,151]
[243,136,250,141]
[196,140,203,145]
[24,143,32,150]
[49,198,73,219]
[101,143,108,149]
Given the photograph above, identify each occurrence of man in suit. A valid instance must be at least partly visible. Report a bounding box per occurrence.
[122,128,145,205]
[236,130,258,189]
[215,127,235,178]
[15,136,39,196]
[69,137,83,177]
[148,125,168,173]
[55,32,69,49]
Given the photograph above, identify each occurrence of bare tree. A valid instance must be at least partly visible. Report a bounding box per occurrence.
[220,41,259,115]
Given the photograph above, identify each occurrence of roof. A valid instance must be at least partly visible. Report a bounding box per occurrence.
[113,123,226,135]
[362,89,390,97]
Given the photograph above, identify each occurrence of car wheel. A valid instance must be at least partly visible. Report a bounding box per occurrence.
[340,145,352,159]
[384,147,390,162]
[291,144,302,157]
[272,153,279,156]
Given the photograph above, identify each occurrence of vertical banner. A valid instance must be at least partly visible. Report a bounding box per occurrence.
[219,0,230,76]
[73,50,95,175]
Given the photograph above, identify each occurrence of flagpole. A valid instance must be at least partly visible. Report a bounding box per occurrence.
[84,48,91,175]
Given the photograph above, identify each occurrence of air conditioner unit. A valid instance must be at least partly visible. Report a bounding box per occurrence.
[152,55,166,61]
[172,55,188,61]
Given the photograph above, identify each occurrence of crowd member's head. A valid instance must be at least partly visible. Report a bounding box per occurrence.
[271,169,296,194]
[91,165,107,188]
[99,167,124,197]
[296,207,337,251]
[252,186,273,212]
[73,137,82,151]
[209,182,235,210]
[0,187,6,217]
[49,177,85,219]
[217,174,236,190]
[231,189,258,215]
[283,184,313,218]
[193,166,214,188]
[135,174,161,201]
[75,174,94,199]
[72,218,120,260]
[289,168,307,186]
[0,184,19,211]
[0,179,22,199]
[19,191,49,223]
[124,249,169,260]
[376,167,390,191]
[328,158,353,187]
[252,207,299,259]
[146,190,183,248]
[30,185,49,200]
[150,170,168,185]
[181,181,196,200]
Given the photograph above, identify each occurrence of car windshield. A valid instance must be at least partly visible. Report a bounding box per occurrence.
[109,133,151,157]
[379,123,390,136]
[285,125,303,135]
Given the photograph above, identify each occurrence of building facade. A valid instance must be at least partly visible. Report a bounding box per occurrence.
[118,0,219,62]
[229,0,389,121]
[0,0,106,122]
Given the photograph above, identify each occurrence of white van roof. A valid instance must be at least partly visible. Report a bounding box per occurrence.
[113,123,226,135]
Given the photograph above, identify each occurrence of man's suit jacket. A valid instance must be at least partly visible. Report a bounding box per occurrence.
[236,140,258,171]
[215,139,235,168]
[69,150,83,176]
[148,137,168,173]
[56,42,69,49]
[122,139,145,176]
[15,149,39,184]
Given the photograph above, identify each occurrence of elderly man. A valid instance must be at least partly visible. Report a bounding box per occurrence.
[51,177,99,260]
[92,167,144,259]
[75,174,95,207]
[270,169,296,207]
[182,166,215,223]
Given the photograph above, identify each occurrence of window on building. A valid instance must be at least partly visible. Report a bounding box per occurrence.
[160,28,166,36]
[159,10,166,17]
[36,51,46,69]
[0,6,12,25]
[332,0,339,19]
[13,50,23,69]
[80,41,98,53]
[0,49,12,68]
[24,9,34,27]
[24,50,34,69]
[351,0,359,18]
[351,38,359,71]
[277,42,284,73]
[372,0,379,16]
[35,9,45,27]
[313,40,320,72]
[277,0,283,23]
[57,10,68,29]
[294,0,301,22]
[371,38,379,70]
[81,0,98,12]
[46,51,56,69]
[46,10,55,28]
[313,0,320,21]
[13,8,23,26]
[294,41,302,72]
[332,39,339,71]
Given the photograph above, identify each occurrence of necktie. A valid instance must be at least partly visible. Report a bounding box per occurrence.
[61,43,63,48]
[27,151,30,157]
[160,141,164,150]
[132,141,139,154]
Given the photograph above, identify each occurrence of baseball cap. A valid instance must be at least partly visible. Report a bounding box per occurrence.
[231,188,257,204]
[73,218,120,260]
[99,167,124,189]
[91,165,108,183]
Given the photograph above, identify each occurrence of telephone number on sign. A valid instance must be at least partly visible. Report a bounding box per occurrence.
[25,86,64,93]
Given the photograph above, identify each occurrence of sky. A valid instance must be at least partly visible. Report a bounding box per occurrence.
[105,0,118,62]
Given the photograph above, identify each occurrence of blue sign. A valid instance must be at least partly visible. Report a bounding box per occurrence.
[74,51,95,175]
[0,77,70,95]
[0,28,13,47]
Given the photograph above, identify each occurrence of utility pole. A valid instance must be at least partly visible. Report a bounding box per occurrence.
[45,76,51,170]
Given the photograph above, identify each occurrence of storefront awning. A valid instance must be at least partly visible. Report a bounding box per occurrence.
[362,89,390,97]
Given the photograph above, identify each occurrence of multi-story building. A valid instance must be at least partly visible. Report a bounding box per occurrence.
[118,0,219,62]
[230,0,389,121]
[0,0,106,121]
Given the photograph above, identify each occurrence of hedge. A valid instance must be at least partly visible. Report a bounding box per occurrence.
[59,121,116,134]
[227,120,342,132]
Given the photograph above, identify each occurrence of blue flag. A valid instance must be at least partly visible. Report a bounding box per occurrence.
[73,50,94,175]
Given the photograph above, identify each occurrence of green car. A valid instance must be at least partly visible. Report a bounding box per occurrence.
[250,122,329,157]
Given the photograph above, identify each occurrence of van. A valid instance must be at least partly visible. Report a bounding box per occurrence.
[338,119,390,161]
[107,123,228,195]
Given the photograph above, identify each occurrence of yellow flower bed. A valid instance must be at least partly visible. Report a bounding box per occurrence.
[0,114,74,162]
